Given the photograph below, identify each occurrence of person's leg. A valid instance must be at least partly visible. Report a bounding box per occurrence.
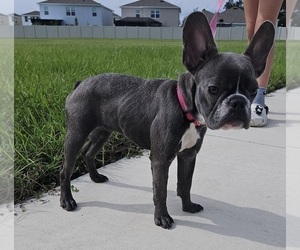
[287,0,297,26]
[255,0,283,91]
[245,0,283,126]
[244,0,259,41]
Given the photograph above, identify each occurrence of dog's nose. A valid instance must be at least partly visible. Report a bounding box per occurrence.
[228,96,246,110]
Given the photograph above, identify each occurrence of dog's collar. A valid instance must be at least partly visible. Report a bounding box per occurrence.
[176,85,206,127]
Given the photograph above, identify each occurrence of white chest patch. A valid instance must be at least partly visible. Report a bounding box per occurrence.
[179,124,200,152]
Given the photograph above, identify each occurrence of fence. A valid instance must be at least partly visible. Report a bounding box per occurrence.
[0,25,292,40]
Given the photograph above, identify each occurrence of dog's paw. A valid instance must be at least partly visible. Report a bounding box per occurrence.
[154,214,174,229]
[90,173,109,183]
[60,196,77,211]
[182,202,203,213]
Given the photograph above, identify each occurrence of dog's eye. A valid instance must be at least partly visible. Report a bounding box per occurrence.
[208,86,220,95]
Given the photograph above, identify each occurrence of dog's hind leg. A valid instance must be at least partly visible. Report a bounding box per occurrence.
[83,127,111,183]
[60,128,90,211]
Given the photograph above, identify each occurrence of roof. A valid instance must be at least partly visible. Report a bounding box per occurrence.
[200,7,245,24]
[8,13,21,17]
[113,13,121,19]
[115,16,161,26]
[38,0,101,5]
[22,11,40,16]
[201,9,214,22]
[121,0,180,9]
[218,7,245,23]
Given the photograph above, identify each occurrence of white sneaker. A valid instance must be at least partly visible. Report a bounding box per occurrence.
[250,104,268,127]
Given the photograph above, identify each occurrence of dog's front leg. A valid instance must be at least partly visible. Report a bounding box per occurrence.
[151,158,174,229]
[177,148,203,213]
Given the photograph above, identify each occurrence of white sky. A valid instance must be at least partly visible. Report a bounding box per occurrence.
[1,0,225,19]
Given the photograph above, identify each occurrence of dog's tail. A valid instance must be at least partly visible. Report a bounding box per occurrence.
[74,81,82,90]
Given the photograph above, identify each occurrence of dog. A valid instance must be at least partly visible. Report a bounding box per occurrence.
[60,12,275,229]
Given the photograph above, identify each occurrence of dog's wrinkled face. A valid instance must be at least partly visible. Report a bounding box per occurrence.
[193,53,258,130]
[182,12,275,130]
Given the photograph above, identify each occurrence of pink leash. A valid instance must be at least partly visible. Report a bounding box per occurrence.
[209,0,225,37]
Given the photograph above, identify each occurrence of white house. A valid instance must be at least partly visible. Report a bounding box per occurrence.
[21,11,40,26]
[0,13,9,26]
[38,0,113,26]
[120,0,181,27]
[7,13,22,26]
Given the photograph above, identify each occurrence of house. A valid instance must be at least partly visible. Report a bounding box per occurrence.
[201,7,245,27]
[37,0,113,26]
[218,7,245,26]
[113,13,121,21]
[7,13,22,26]
[119,0,181,27]
[21,11,40,26]
[0,13,9,26]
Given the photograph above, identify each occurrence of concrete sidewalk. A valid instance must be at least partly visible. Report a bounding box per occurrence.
[15,89,286,250]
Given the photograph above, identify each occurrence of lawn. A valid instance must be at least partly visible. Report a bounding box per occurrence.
[0,39,14,205]
[14,38,286,203]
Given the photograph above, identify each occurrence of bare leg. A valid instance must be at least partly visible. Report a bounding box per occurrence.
[244,0,283,88]
[287,0,297,26]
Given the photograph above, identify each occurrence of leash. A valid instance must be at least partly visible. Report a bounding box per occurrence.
[209,0,225,37]
[176,86,205,127]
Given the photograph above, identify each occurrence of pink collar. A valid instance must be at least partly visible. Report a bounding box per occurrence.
[176,86,205,127]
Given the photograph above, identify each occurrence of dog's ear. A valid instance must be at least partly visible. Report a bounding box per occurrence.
[183,12,218,75]
[244,21,275,78]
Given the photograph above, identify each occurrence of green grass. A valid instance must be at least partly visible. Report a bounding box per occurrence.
[0,39,14,205]
[287,40,300,90]
[14,38,286,203]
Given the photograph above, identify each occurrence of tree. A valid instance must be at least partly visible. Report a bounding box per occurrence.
[278,0,286,27]
[224,0,243,10]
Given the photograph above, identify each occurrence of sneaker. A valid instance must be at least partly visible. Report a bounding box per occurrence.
[250,103,268,127]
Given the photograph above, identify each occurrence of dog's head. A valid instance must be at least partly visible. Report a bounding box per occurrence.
[179,12,275,130]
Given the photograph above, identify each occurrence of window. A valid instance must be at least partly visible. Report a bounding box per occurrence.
[151,9,160,18]
[25,16,28,22]
[66,6,76,16]
[136,9,141,18]
[44,6,49,15]
[92,8,97,16]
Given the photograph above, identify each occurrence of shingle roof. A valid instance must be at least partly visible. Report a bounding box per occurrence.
[121,0,180,9]
[201,7,245,24]
[201,9,214,22]
[119,17,161,23]
[22,11,40,16]
[8,13,21,17]
[38,0,101,5]
[218,7,245,23]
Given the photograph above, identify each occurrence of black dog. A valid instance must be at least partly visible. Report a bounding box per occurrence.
[60,12,275,229]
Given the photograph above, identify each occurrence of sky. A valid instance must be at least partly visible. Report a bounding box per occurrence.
[1,0,225,19]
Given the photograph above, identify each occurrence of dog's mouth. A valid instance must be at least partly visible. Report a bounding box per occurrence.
[207,117,250,130]
[220,119,247,130]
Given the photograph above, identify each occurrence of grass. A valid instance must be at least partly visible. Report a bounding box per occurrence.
[0,39,14,205]
[14,38,286,203]
[287,40,300,90]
